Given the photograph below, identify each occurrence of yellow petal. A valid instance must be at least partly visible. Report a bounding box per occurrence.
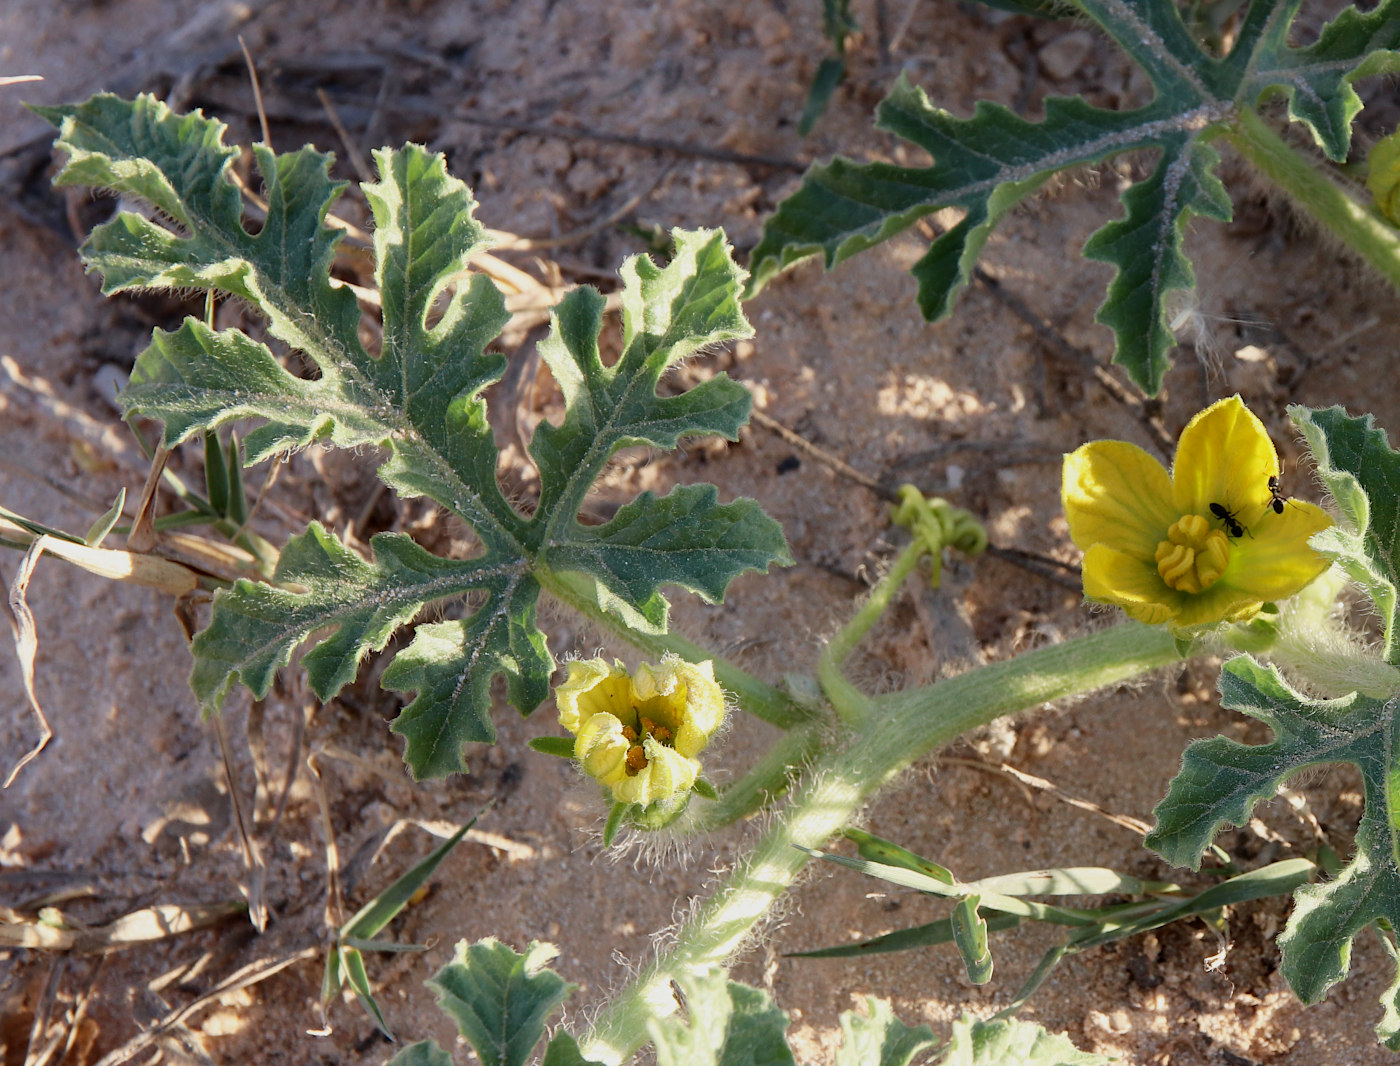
[557,658,635,735]
[575,712,631,788]
[1172,396,1278,518]
[669,659,725,758]
[1082,544,1182,624]
[1063,441,1176,560]
[1228,499,1333,600]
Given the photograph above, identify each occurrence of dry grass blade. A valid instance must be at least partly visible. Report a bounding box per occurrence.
[316,87,373,182]
[0,75,43,86]
[0,519,202,595]
[305,750,344,929]
[92,945,319,1066]
[213,715,269,931]
[488,160,677,252]
[238,34,271,146]
[125,444,169,553]
[22,957,65,1066]
[0,901,246,953]
[940,755,1153,836]
[5,537,54,787]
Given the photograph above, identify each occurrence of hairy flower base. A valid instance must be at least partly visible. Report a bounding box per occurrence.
[556,656,725,811]
[1064,396,1332,629]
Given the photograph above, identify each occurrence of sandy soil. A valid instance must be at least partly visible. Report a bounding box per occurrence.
[3,1,1400,1063]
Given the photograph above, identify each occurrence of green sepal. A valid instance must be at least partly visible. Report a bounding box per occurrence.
[603,802,628,848]
[627,791,693,831]
[529,736,578,759]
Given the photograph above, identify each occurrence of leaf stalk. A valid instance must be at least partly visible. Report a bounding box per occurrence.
[1224,107,1400,293]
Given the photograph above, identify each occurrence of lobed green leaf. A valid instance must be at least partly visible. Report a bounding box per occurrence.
[749,0,1400,395]
[937,1015,1103,1066]
[43,96,789,777]
[1147,655,1400,1047]
[428,939,576,1066]
[834,997,939,1066]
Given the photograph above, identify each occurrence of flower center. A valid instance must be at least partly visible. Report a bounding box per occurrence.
[1155,513,1231,594]
[621,717,675,775]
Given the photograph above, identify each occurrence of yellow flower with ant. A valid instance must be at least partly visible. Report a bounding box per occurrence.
[1062,396,1332,629]
[556,655,725,816]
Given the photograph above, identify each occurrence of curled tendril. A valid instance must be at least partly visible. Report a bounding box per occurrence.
[890,485,987,587]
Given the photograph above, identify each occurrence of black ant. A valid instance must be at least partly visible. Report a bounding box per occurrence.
[1209,501,1249,539]
[1266,475,1286,515]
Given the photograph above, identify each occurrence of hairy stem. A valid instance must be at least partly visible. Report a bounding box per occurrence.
[1224,107,1400,292]
[818,538,926,725]
[580,621,1183,1063]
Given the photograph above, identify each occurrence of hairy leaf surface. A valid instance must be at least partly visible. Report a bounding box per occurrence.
[43,94,788,777]
[749,0,1400,394]
[937,1014,1103,1066]
[1291,404,1400,661]
[1147,656,1400,1047]
[429,939,578,1066]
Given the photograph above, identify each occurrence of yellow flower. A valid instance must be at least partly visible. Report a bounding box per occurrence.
[556,655,725,808]
[1062,396,1332,628]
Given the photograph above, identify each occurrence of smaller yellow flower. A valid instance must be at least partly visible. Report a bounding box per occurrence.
[556,655,725,809]
[1062,396,1332,628]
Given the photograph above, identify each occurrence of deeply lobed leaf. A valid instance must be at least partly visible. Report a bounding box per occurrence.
[1147,655,1400,1047]
[749,0,1400,395]
[43,95,788,778]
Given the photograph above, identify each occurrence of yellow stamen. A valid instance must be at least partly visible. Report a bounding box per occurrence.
[625,745,648,773]
[1155,513,1230,594]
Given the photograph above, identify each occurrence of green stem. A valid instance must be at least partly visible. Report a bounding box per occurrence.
[1223,106,1400,292]
[580,621,1183,1064]
[817,538,926,725]
[539,569,818,730]
[684,724,827,832]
